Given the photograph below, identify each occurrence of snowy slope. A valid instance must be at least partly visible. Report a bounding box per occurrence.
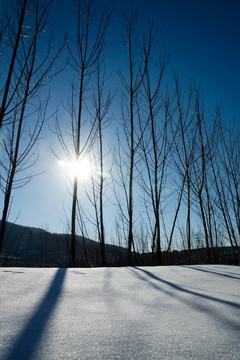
[0,265,239,360]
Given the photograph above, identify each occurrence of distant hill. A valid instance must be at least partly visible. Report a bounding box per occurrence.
[0,222,128,267]
[0,222,238,267]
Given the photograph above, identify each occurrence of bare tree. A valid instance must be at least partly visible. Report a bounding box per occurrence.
[206,111,238,264]
[190,82,217,263]
[138,48,170,265]
[0,0,62,253]
[116,7,151,265]
[217,119,240,263]
[85,59,113,266]
[168,76,198,264]
[55,0,112,267]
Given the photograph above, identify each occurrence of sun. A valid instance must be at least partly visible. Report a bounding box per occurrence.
[70,158,91,179]
[58,157,91,180]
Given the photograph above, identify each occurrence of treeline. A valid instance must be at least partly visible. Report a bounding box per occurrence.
[0,0,239,267]
[0,222,238,267]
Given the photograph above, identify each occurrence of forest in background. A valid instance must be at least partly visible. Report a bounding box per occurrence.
[0,0,239,267]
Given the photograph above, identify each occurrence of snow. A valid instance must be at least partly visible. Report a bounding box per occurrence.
[0,265,240,360]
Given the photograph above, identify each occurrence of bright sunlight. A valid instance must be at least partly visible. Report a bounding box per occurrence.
[58,157,91,180]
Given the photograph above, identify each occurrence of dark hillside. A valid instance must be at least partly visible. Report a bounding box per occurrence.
[0,222,238,267]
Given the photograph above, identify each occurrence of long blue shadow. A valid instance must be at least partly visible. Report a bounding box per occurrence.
[182,265,240,281]
[5,268,66,360]
[133,267,240,309]
[128,267,240,333]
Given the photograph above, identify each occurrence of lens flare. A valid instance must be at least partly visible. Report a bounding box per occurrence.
[97,171,111,179]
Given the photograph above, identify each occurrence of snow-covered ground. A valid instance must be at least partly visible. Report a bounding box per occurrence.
[0,265,239,360]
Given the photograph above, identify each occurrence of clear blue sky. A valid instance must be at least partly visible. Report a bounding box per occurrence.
[1,0,240,235]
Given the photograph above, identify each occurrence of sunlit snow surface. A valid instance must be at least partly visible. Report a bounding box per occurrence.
[0,265,240,360]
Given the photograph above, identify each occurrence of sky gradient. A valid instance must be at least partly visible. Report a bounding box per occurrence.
[1,0,240,235]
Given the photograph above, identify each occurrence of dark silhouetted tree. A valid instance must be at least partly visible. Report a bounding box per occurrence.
[0,0,62,253]
[55,0,112,267]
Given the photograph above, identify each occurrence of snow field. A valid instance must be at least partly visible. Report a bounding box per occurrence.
[0,265,239,360]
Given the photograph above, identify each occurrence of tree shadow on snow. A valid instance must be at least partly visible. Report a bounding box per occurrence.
[181,265,240,281]
[128,267,240,333]
[132,267,240,309]
[5,268,66,360]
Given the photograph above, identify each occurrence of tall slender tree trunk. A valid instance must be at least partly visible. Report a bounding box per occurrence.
[152,106,161,265]
[167,174,186,252]
[156,210,162,265]
[99,124,105,266]
[127,71,134,265]
[186,176,191,264]
[128,157,134,265]
[71,175,78,267]
[0,179,13,253]
[199,195,211,263]
[70,69,84,267]
[0,110,25,252]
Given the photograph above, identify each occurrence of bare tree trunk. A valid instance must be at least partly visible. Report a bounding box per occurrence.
[127,35,135,266]
[118,11,152,265]
[128,144,134,265]
[55,0,112,267]
[71,176,78,267]
[120,9,144,265]
[91,60,112,267]
[0,0,58,253]
[186,176,191,264]
[0,181,12,252]
[190,83,217,264]
[169,77,197,263]
[99,127,105,266]
[199,195,211,262]
[167,174,186,252]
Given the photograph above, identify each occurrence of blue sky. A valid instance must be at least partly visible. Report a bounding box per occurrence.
[51,0,240,118]
[1,0,240,235]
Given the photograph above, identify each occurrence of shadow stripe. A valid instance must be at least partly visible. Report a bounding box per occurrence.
[4,268,66,360]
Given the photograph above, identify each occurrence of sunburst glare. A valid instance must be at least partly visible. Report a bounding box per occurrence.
[58,158,91,180]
